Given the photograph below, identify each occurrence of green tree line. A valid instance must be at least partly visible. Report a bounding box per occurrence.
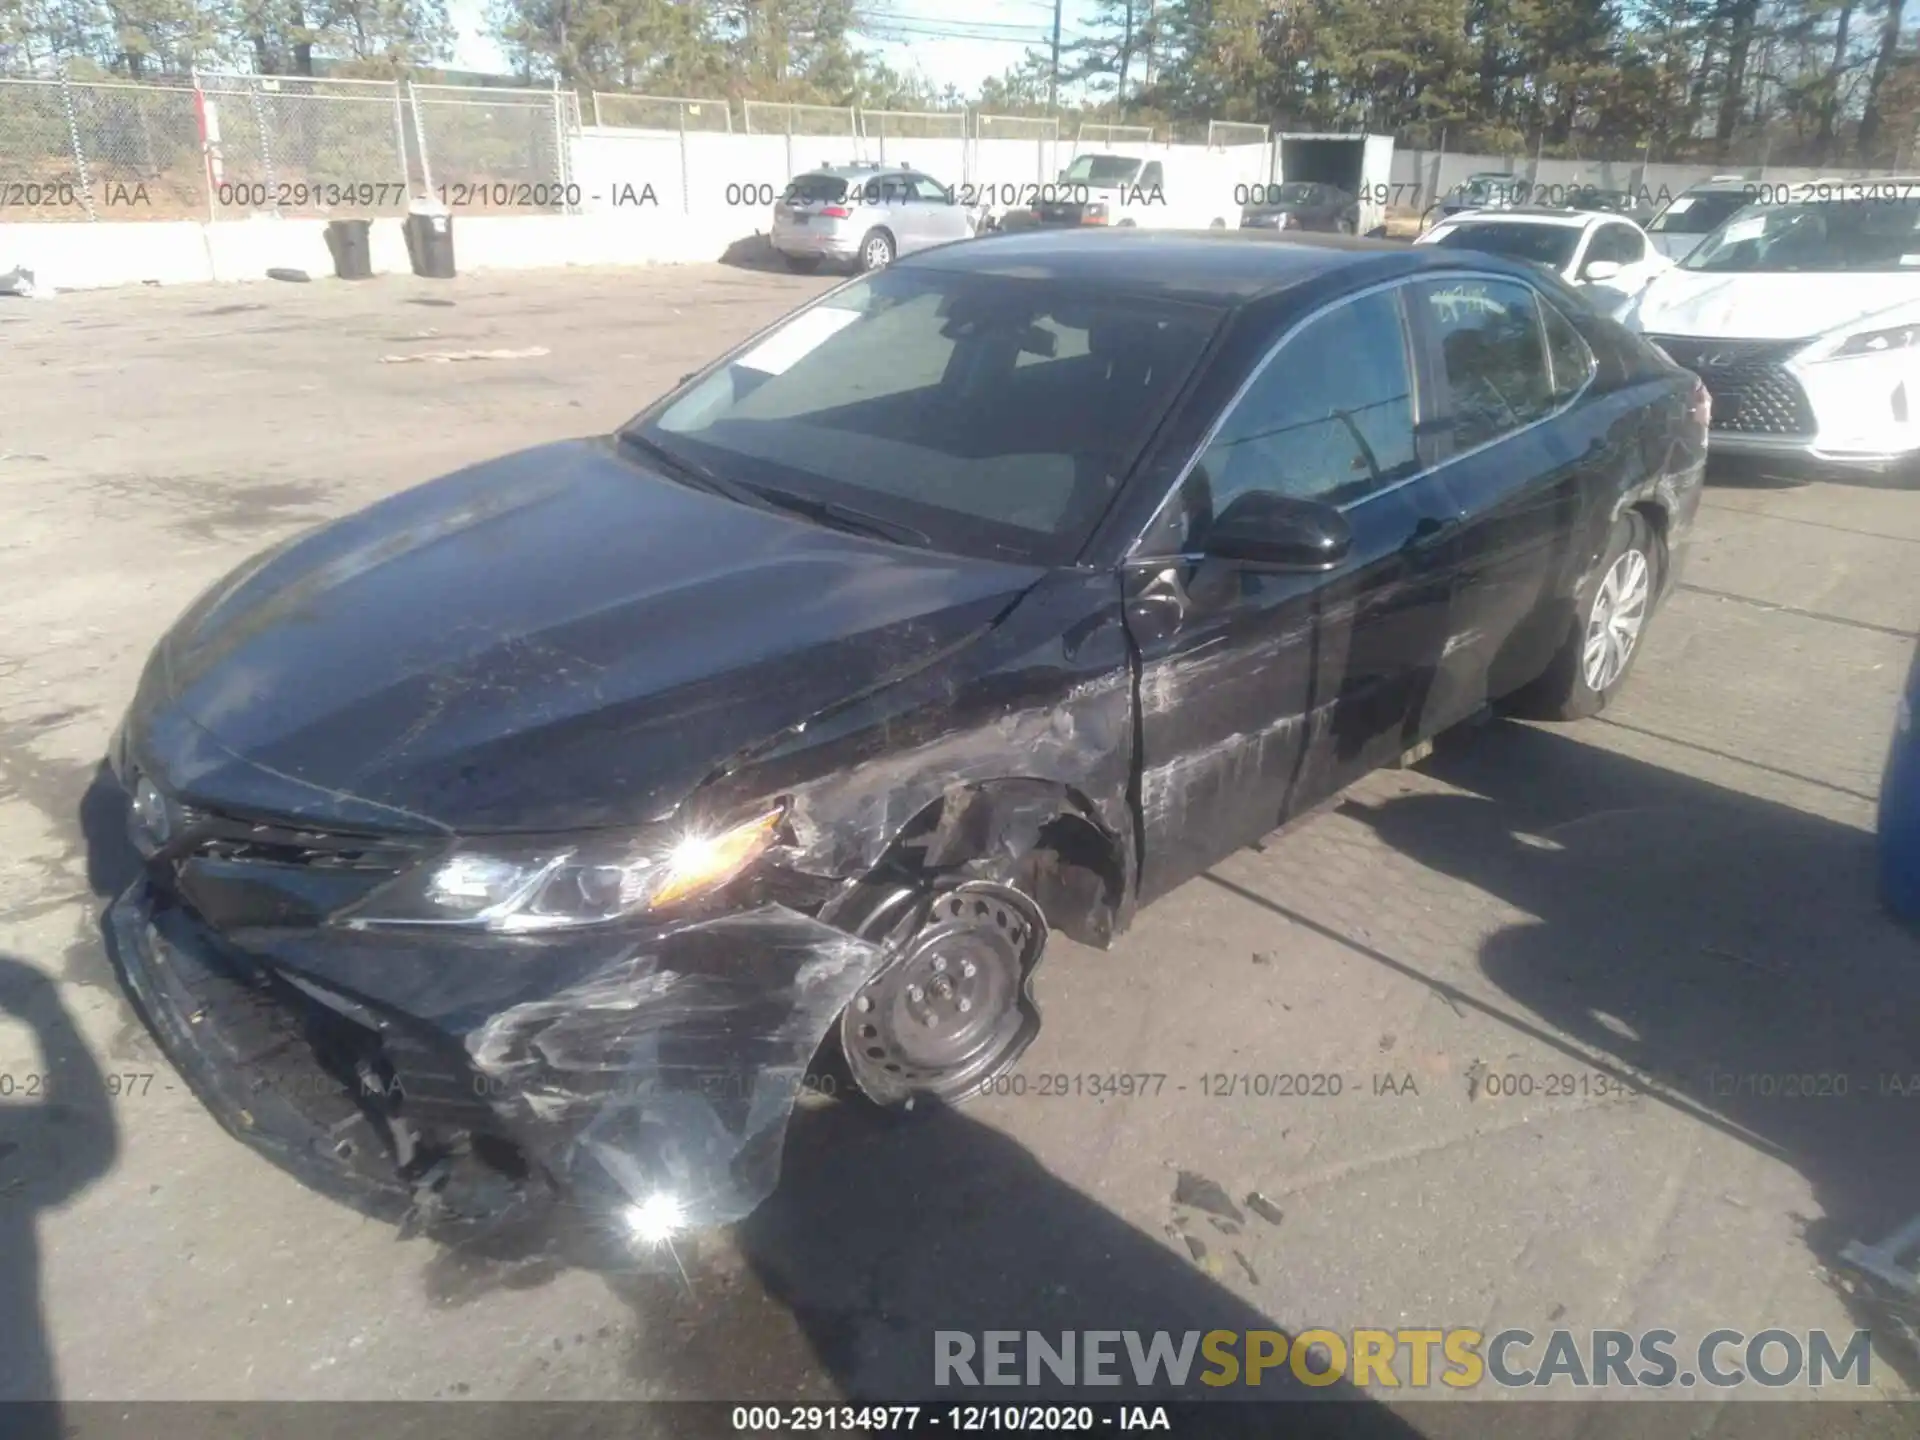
[4,0,1918,164]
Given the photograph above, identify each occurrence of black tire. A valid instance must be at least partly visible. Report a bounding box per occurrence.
[1209,216,1227,229]
[856,228,895,272]
[1507,510,1661,722]
[782,253,822,273]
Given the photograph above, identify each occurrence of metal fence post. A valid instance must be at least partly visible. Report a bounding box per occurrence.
[785,105,793,185]
[679,104,690,215]
[549,77,567,210]
[247,77,279,212]
[391,80,413,201]
[408,79,434,200]
[56,63,98,221]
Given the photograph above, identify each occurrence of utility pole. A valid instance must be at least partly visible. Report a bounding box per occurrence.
[1050,0,1062,111]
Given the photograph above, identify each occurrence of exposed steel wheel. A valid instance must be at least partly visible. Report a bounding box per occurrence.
[839,881,1047,1108]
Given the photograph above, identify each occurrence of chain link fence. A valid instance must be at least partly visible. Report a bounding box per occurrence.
[1077,122,1156,146]
[1208,120,1269,149]
[410,83,575,210]
[198,73,410,217]
[591,93,731,132]
[743,101,857,137]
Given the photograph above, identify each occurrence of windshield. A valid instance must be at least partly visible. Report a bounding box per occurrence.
[1431,222,1581,270]
[628,267,1220,565]
[784,173,848,204]
[1681,197,1920,272]
[1061,154,1143,187]
[1648,190,1750,235]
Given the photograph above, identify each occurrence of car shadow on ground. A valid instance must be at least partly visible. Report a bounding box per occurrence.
[719,233,805,274]
[1337,718,1920,1390]
[602,1097,1472,1436]
[0,953,118,1432]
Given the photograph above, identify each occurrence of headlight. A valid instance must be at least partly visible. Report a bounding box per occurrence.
[1829,323,1920,358]
[1080,201,1109,225]
[341,805,786,933]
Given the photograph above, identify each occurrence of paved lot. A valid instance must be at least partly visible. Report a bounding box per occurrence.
[2,267,1919,1425]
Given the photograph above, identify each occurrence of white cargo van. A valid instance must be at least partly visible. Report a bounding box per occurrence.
[1028,151,1240,231]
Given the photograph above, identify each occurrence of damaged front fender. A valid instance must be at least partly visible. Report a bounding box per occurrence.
[466,904,889,1232]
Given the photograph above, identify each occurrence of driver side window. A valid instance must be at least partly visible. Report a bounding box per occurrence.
[1195,288,1420,519]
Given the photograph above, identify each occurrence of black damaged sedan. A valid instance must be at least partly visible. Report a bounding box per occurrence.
[106,229,1707,1245]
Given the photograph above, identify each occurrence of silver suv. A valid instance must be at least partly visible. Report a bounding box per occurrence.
[771,162,978,274]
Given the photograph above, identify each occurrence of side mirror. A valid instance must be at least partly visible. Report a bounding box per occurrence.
[1581,259,1623,283]
[1204,492,1352,570]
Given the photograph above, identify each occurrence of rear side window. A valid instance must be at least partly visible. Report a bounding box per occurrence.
[785,174,847,204]
[1541,298,1596,402]
[1415,277,1555,450]
[1585,224,1646,267]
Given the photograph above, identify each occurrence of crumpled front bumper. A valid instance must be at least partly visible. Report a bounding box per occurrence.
[108,875,889,1237]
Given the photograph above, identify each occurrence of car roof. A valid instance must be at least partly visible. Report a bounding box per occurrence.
[1433,208,1601,228]
[803,162,910,180]
[904,228,1514,306]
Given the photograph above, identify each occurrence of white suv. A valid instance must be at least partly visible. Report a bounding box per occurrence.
[1622,182,1920,473]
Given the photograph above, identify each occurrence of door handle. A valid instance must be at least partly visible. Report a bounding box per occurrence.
[1407,515,1455,550]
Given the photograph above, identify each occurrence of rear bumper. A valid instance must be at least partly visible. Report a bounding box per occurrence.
[771,225,861,260]
[107,862,887,1239]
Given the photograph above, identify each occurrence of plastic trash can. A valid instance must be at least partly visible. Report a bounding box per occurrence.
[404,203,456,279]
[324,219,373,280]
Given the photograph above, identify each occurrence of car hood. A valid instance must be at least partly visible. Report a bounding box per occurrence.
[130,438,1046,834]
[1624,268,1920,340]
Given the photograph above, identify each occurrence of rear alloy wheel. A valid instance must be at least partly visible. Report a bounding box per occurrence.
[1582,545,1652,693]
[839,881,1047,1108]
[1508,510,1660,721]
[857,228,896,272]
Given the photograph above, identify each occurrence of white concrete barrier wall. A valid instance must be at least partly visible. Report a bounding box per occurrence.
[0,211,753,292]
[1386,148,1910,211]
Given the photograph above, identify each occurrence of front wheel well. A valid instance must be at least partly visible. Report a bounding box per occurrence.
[823,781,1127,949]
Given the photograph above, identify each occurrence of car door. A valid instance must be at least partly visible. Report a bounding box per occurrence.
[865,173,921,249]
[1123,282,1463,903]
[1131,159,1169,228]
[906,173,973,248]
[1408,274,1605,720]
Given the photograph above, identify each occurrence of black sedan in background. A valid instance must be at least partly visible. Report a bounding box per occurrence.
[104,230,1709,1249]
[1241,181,1361,233]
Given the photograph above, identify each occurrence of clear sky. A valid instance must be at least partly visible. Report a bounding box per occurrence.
[444,0,1100,97]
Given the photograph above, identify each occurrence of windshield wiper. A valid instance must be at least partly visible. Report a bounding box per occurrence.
[619,430,767,508]
[620,431,931,548]
[737,485,933,548]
